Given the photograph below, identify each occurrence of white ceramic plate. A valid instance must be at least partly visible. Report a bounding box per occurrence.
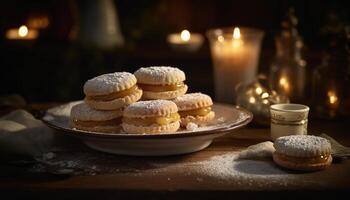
[42,101,252,156]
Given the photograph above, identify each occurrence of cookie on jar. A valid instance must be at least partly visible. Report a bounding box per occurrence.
[84,72,142,110]
[134,66,188,100]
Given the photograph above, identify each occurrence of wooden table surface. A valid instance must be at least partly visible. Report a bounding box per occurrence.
[0,106,350,199]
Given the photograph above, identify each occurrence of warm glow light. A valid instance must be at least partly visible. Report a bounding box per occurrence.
[261,92,269,98]
[233,27,241,39]
[255,87,262,95]
[18,25,28,37]
[181,30,191,41]
[327,91,338,105]
[279,77,290,92]
[279,77,287,85]
[249,97,256,104]
[218,35,224,43]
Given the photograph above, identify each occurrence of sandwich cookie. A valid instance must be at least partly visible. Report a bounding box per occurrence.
[273,135,332,171]
[173,93,215,127]
[122,100,180,134]
[84,72,142,110]
[134,66,188,100]
[70,102,123,133]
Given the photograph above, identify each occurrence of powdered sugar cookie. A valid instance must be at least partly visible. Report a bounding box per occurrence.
[173,93,215,127]
[84,72,142,110]
[273,135,332,171]
[134,66,188,99]
[122,100,180,134]
[70,102,122,133]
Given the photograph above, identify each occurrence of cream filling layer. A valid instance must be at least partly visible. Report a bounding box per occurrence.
[179,106,212,117]
[87,85,139,101]
[275,152,331,164]
[123,113,180,126]
[138,82,185,92]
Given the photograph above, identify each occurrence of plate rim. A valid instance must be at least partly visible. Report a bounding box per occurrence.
[42,103,253,140]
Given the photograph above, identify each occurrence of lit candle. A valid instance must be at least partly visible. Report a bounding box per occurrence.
[207,27,264,103]
[167,29,204,52]
[6,25,39,40]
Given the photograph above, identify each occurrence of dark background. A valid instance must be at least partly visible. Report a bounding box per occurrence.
[0,0,349,103]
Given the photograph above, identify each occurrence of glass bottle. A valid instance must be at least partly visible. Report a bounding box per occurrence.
[269,8,307,103]
[312,26,350,119]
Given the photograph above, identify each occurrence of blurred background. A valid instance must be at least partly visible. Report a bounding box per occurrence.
[0,0,349,119]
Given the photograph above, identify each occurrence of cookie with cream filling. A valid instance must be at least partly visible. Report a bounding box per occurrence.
[134,66,188,100]
[273,135,332,171]
[84,72,142,110]
[70,102,122,133]
[122,100,180,134]
[173,93,215,127]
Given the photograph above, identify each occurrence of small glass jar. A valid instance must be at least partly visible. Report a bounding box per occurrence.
[269,8,307,103]
[269,31,307,103]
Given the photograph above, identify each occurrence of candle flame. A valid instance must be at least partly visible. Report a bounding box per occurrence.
[327,91,338,105]
[181,30,190,41]
[233,27,240,39]
[18,25,28,37]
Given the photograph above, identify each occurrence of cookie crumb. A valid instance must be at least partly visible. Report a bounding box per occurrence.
[186,122,198,131]
[217,117,225,123]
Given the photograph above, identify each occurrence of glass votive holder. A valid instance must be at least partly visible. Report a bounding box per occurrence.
[206,27,264,104]
[270,104,309,141]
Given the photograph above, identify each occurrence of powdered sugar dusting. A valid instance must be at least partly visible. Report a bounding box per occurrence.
[186,122,198,131]
[83,72,136,95]
[150,152,299,188]
[70,102,123,121]
[124,100,178,117]
[134,66,185,84]
[173,93,213,110]
[198,153,290,178]
[274,135,332,157]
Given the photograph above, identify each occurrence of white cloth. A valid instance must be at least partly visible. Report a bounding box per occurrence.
[0,110,54,157]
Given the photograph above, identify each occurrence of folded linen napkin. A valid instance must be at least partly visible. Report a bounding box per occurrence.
[0,109,54,157]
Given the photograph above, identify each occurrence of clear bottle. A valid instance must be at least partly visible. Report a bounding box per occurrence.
[269,8,307,103]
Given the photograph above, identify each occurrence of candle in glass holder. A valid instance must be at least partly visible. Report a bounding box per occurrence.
[167,29,204,52]
[6,25,39,40]
[207,27,264,103]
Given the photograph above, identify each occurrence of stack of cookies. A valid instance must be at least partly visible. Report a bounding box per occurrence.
[70,66,215,134]
[70,72,142,133]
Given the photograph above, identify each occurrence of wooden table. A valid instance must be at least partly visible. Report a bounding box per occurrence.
[0,107,349,199]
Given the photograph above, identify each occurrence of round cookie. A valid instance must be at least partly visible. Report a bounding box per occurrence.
[84,72,142,110]
[70,102,123,133]
[122,100,180,134]
[173,93,215,127]
[134,66,188,100]
[273,135,332,171]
